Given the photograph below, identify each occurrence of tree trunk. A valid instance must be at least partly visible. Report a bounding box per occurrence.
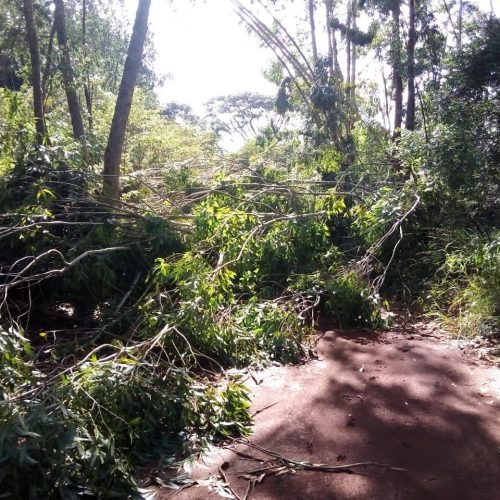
[82,0,93,130]
[392,3,403,140]
[350,0,356,100]
[345,1,353,134]
[405,0,416,131]
[346,4,352,88]
[23,0,46,145]
[331,29,341,77]
[325,0,334,77]
[42,20,56,100]
[325,0,342,78]
[54,0,85,140]
[103,0,151,202]
[457,0,463,52]
[381,63,391,130]
[308,0,318,62]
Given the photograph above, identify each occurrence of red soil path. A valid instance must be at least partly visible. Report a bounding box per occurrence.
[157,324,500,499]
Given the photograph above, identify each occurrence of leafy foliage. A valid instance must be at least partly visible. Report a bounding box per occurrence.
[0,349,252,498]
[425,231,499,337]
[1,1,499,496]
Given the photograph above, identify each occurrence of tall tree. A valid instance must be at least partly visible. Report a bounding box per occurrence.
[232,0,318,125]
[205,92,276,139]
[346,2,352,88]
[103,0,151,201]
[391,0,403,139]
[82,0,93,130]
[350,0,357,98]
[22,0,46,145]
[405,0,416,130]
[324,0,341,77]
[308,0,318,62]
[42,20,56,100]
[54,0,85,139]
[457,0,463,52]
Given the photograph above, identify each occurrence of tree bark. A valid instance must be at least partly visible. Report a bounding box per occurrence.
[346,4,352,88]
[324,0,342,79]
[457,0,463,53]
[381,63,391,130]
[103,0,151,202]
[54,0,85,140]
[405,0,416,131]
[42,20,56,100]
[350,0,357,100]
[308,0,318,62]
[82,0,93,130]
[23,0,46,145]
[392,2,403,140]
[331,29,341,78]
[325,0,334,77]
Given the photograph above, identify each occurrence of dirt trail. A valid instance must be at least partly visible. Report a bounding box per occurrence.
[158,325,500,500]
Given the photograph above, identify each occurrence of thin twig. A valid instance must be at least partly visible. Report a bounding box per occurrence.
[219,465,242,500]
[229,438,407,475]
[251,402,279,417]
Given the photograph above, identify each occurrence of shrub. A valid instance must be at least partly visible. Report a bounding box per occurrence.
[426,230,499,337]
[0,348,253,498]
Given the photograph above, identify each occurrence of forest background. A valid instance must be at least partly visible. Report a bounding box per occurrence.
[0,0,498,496]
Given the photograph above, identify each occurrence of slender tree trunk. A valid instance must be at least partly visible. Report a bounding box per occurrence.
[331,30,341,77]
[345,1,353,134]
[83,85,93,131]
[42,20,56,100]
[82,0,93,130]
[346,4,352,88]
[23,0,46,145]
[405,0,416,131]
[392,2,403,139]
[457,0,463,52]
[381,63,391,131]
[325,0,342,78]
[308,0,318,62]
[103,0,151,202]
[350,0,356,100]
[417,87,429,143]
[325,0,334,76]
[54,0,85,139]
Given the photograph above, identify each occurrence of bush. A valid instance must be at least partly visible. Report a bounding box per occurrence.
[289,271,383,328]
[144,252,311,367]
[0,343,252,498]
[426,230,499,337]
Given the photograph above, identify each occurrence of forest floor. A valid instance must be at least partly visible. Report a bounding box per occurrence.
[152,321,500,500]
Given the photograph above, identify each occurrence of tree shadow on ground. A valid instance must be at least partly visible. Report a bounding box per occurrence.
[218,329,500,500]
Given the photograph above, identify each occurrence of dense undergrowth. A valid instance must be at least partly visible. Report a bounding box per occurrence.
[0,142,385,497]
[1,7,498,498]
[1,118,497,496]
[1,86,499,496]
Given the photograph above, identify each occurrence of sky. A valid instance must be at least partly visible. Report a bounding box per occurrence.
[125,0,277,114]
[123,0,498,115]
